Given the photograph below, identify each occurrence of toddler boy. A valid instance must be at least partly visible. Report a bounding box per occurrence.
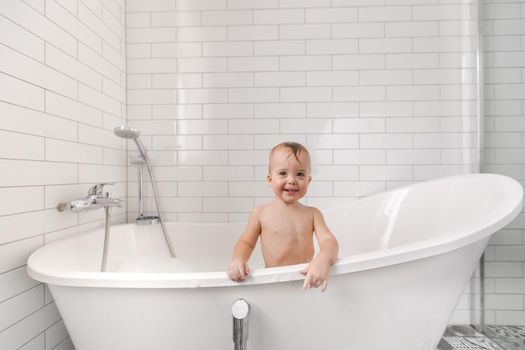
[227,142,339,291]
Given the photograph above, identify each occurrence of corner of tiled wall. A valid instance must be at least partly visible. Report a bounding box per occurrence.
[0,0,127,349]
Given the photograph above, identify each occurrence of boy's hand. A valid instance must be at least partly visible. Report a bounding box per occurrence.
[300,255,332,292]
[228,259,250,282]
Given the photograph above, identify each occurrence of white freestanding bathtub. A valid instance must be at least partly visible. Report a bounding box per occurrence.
[27,174,523,350]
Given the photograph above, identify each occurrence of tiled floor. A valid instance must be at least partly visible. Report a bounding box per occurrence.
[438,325,525,350]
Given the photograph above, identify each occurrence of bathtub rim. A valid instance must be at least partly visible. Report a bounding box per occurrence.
[27,173,524,289]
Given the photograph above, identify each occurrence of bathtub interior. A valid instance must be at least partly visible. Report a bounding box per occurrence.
[325,174,522,256]
[117,222,268,273]
[33,221,267,274]
[31,174,522,277]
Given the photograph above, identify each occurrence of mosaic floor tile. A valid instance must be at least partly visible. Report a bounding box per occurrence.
[483,326,525,339]
[438,338,454,350]
[438,326,525,350]
[446,325,486,337]
[440,336,505,350]
[491,337,525,350]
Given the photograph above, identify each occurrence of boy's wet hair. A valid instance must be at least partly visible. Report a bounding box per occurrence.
[269,142,310,171]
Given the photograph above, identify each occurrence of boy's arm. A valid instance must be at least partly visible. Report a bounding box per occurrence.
[228,207,262,282]
[312,207,339,264]
[301,207,339,291]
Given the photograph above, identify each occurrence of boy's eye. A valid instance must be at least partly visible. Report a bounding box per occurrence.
[297,172,305,177]
[278,171,286,176]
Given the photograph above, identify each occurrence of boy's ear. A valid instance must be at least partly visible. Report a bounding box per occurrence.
[308,175,312,183]
[267,174,272,184]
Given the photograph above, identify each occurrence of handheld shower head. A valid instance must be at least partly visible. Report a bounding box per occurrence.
[114,125,140,139]
[114,125,149,162]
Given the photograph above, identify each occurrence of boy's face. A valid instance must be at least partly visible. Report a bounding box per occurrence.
[267,147,312,204]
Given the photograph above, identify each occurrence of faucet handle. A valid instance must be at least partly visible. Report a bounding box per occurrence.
[88,183,116,196]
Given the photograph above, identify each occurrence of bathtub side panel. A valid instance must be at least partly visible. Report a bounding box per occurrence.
[48,239,487,350]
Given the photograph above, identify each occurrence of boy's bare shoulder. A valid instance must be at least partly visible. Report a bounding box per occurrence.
[305,204,320,213]
[305,205,323,217]
[251,203,270,216]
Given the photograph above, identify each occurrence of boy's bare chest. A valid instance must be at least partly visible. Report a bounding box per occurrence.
[260,209,313,242]
[258,207,315,266]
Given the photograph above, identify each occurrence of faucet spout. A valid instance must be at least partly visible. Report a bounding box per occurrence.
[94,197,125,207]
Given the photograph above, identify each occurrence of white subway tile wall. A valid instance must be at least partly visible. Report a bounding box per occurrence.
[126,0,479,223]
[0,0,127,349]
[482,0,525,327]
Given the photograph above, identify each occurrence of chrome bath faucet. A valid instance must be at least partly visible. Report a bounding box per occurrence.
[57,183,125,212]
